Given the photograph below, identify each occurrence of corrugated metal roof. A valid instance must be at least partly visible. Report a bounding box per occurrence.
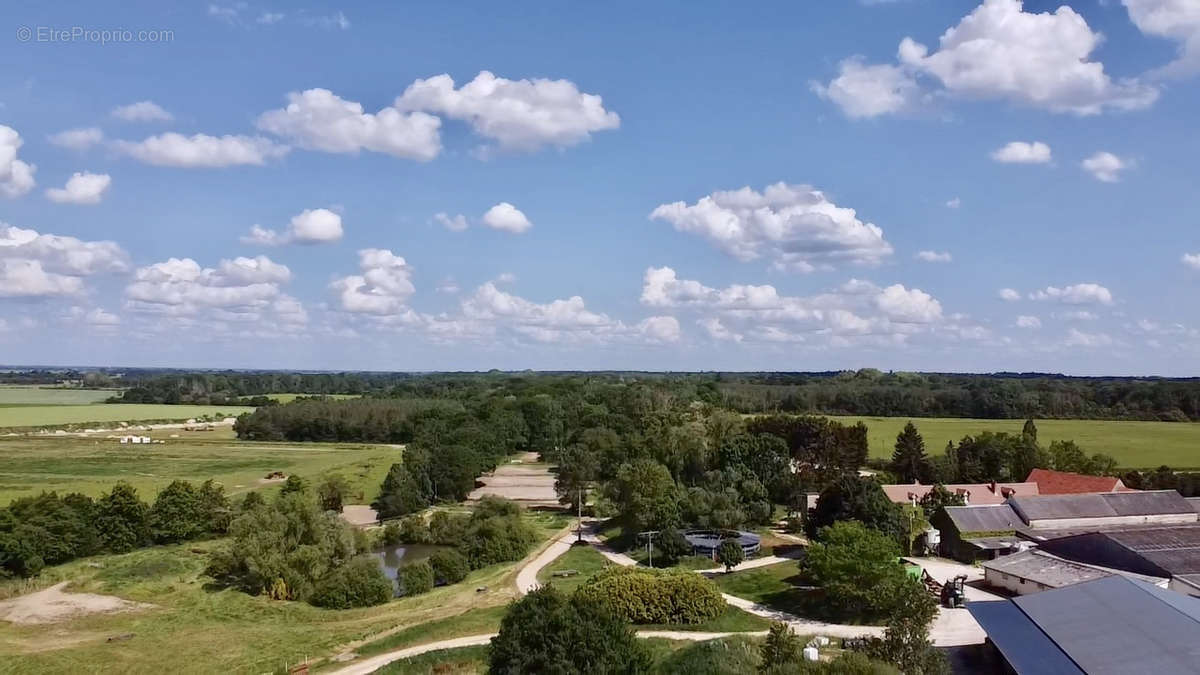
[1014,576,1200,674]
[982,549,1165,588]
[1105,525,1200,575]
[944,504,1022,533]
[968,601,1084,675]
[1010,490,1196,522]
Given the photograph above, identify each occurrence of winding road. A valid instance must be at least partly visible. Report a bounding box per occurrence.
[331,524,886,674]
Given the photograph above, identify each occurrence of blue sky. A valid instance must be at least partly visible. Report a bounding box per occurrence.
[2,0,1199,374]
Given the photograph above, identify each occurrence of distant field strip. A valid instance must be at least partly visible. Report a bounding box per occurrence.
[0,404,254,429]
[0,387,116,406]
[831,415,1200,469]
[0,436,400,503]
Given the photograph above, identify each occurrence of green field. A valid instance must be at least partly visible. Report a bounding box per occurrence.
[829,415,1200,469]
[0,404,254,429]
[0,387,117,406]
[0,436,401,504]
[265,393,361,403]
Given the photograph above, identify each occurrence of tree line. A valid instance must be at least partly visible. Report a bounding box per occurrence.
[1,480,230,578]
[94,368,1200,421]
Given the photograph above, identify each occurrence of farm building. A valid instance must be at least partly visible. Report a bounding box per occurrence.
[930,504,1029,562]
[968,575,1200,674]
[1009,490,1199,533]
[929,491,1199,563]
[881,480,1038,506]
[1025,468,1132,495]
[981,549,1167,595]
[1037,524,1200,598]
[683,530,761,558]
[118,435,151,444]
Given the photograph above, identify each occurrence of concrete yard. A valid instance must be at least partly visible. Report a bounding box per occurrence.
[467,452,559,507]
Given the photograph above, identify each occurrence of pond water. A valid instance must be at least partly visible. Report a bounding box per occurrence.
[373,544,447,584]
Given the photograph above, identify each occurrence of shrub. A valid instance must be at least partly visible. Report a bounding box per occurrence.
[655,527,691,565]
[802,521,911,622]
[460,499,537,569]
[718,539,746,572]
[655,635,761,675]
[490,586,651,675]
[399,560,435,596]
[573,566,725,625]
[429,548,470,585]
[150,480,202,544]
[95,482,151,553]
[398,514,430,544]
[428,510,468,545]
[310,556,393,609]
[382,521,403,546]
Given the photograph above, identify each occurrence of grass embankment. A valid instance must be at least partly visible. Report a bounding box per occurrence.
[828,415,1200,469]
[0,514,570,674]
[0,435,401,504]
[372,644,491,674]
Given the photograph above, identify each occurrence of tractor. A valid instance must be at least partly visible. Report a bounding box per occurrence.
[940,574,968,608]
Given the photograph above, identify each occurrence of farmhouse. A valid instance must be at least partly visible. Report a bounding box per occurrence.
[881,480,1038,506]
[1025,468,1132,495]
[968,575,1200,674]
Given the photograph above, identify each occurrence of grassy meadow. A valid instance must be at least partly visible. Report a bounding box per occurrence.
[0,515,572,675]
[0,433,401,504]
[829,415,1200,469]
[0,387,116,406]
[0,404,254,430]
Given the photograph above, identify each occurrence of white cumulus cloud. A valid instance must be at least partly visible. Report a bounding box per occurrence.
[124,254,304,328]
[916,250,952,263]
[991,141,1052,164]
[817,0,1158,117]
[114,133,289,168]
[242,208,344,246]
[1122,0,1200,78]
[48,127,104,151]
[999,288,1021,301]
[481,202,532,234]
[1183,252,1200,269]
[435,212,469,232]
[330,249,415,315]
[1030,283,1114,305]
[1016,315,1041,328]
[1081,152,1129,182]
[0,224,128,298]
[256,88,442,161]
[396,71,620,153]
[650,182,892,273]
[0,125,36,198]
[45,172,111,205]
[111,101,173,122]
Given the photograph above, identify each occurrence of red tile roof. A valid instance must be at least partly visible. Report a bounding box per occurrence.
[881,481,1039,506]
[1025,468,1130,495]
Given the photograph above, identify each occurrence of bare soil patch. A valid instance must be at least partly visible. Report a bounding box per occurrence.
[0,582,154,625]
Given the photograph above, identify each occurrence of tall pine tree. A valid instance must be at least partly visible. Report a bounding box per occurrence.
[890,422,931,483]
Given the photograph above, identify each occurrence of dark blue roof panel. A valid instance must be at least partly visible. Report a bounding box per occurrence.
[968,601,1083,675]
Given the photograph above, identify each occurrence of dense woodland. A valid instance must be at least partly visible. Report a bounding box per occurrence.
[72,369,1200,421]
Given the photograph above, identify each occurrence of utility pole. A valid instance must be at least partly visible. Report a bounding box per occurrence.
[576,485,584,543]
[637,530,659,567]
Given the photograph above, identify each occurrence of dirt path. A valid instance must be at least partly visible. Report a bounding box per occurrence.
[0,582,154,625]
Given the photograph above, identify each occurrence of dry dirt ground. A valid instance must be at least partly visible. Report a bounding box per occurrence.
[0,582,154,625]
[340,504,380,526]
[466,452,558,507]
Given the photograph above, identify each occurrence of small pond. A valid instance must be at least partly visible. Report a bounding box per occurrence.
[373,544,449,586]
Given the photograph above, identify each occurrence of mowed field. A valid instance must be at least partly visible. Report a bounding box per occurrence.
[0,431,401,504]
[831,415,1200,469]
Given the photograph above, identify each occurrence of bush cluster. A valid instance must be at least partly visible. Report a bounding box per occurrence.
[574,566,725,625]
[1,480,229,579]
[310,556,393,609]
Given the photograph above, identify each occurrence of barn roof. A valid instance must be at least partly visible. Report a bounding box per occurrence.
[942,504,1022,533]
[880,481,1038,505]
[969,576,1200,674]
[1009,490,1196,522]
